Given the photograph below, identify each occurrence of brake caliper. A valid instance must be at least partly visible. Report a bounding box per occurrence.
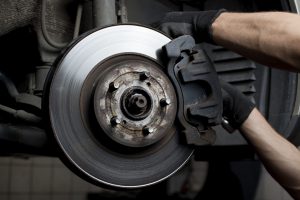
[163,35,223,145]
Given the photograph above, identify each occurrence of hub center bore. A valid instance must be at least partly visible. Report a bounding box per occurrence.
[122,87,152,120]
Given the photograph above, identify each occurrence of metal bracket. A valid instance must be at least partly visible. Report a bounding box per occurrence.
[163,35,223,145]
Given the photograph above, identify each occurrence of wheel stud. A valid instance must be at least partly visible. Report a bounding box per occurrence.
[143,126,154,135]
[110,116,121,126]
[109,82,119,92]
[140,71,150,81]
[160,98,170,107]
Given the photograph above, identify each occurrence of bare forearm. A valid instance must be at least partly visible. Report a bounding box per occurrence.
[241,108,300,199]
[212,12,300,72]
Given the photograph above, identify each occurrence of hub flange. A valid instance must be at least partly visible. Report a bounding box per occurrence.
[93,54,177,147]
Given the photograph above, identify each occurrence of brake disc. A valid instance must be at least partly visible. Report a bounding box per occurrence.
[48,25,193,188]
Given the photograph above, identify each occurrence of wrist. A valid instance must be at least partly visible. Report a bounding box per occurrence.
[240,107,259,130]
[210,11,228,45]
[197,9,227,44]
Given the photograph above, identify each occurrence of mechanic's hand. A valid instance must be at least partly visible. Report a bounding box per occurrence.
[157,10,226,44]
[220,80,255,129]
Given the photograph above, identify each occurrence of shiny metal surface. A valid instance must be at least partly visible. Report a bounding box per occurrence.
[49,25,193,188]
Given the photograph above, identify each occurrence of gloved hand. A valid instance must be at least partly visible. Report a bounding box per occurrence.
[220,80,255,130]
[157,9,226,44]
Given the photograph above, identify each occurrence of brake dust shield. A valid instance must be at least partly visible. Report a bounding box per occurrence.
[48,25,193,188]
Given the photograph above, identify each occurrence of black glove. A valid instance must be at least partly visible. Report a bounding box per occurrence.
[220,80,255,129]
[157,10,226,44]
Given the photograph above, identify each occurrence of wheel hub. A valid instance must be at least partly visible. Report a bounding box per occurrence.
[93,54,177,147]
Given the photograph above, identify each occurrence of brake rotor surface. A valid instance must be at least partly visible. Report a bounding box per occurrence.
[49,24,193,188]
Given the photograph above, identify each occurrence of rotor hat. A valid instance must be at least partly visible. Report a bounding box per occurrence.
[92,54,177,147]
